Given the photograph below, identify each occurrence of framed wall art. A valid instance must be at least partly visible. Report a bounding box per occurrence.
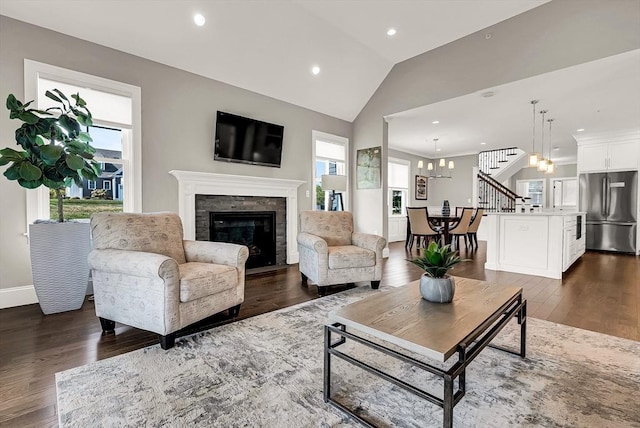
[415,175,428,200]
[356,146,382,189]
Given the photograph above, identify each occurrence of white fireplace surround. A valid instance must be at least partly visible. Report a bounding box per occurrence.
[169,170,305,264]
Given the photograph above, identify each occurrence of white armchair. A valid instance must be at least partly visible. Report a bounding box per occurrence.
[297,211,386,295]
[88,212,249,349]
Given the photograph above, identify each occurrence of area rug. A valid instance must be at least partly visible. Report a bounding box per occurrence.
[56,286,640,427]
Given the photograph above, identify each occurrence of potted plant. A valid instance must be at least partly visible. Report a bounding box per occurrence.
[1,90,101,314]
[409,241,465,303]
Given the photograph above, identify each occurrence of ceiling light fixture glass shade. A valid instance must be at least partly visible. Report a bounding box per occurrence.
[537,158,548,172]
[528,100,540,167]
[546,161,555,174]
[417,160,424,169]
[448,160,455,169]
[439,158,445,167]
[427,162,434,171]
[528,153,539,167]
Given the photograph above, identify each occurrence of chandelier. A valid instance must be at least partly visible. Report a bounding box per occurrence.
[427,138,453,179]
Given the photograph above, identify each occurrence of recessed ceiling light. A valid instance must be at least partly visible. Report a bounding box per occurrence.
[480,142,487,145]
[387,28,397,36]
[576,128,585,132]
[311,65,320,75]
[553,147,561,151]
[193,13,206,26]
[432,120,439,124]
[436,148,441,152]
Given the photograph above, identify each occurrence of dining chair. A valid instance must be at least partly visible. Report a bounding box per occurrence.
[466,208,485,250]
[406,207,441,250]
[448,207,474,250]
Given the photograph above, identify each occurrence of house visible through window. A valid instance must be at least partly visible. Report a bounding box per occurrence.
[103,181,111,191]
[88,181,96,190]
[312,132,348,211]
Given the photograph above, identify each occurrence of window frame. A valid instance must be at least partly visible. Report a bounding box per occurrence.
[311,131,349,211]
[24,59,142,227]
[88,181,97,190]
[102,181,112,191]
[387,157,410,217]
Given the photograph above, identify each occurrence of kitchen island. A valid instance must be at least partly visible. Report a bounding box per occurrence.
[484,211,586,279]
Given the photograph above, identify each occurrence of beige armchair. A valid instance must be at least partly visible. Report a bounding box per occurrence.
[297,211,386,296]
[88,212,249,349]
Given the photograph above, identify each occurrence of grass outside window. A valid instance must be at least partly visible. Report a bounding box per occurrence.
[50,198,123,220]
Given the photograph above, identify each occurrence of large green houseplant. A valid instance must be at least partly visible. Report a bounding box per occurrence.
[1,90,101,314]
[410,241,465,303]
[1,90,100,221]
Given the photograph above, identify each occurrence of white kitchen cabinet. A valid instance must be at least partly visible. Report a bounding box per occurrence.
[578,141,640,173]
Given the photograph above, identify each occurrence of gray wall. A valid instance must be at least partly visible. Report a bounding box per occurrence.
[351,0,640,242]
[0,16,351,290]
[427,154,479,209]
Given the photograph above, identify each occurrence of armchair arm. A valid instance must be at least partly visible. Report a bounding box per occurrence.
[297,232,328,254]
[352,232,386,254]
[183,240,249,267]
[88,249,179,279]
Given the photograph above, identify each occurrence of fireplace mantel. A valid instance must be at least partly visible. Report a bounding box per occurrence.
[169,170,305,264]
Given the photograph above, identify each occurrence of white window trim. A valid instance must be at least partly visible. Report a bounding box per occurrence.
[311,130,349,211]
[88,181,96,190]
[516,179,546,208]
[103,181,111,191]
[387,157,410,217]
[24,59,142,227]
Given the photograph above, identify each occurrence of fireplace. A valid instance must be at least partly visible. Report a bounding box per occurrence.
[210,211,276,269]
[169,170,304,264]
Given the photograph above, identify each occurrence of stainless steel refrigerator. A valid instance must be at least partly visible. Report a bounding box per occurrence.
[579,171,637,253]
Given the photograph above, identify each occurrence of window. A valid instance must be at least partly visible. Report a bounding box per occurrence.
[388,158,410,216]
[24,60,141,225]
[312,131,349,211]
[516,179,545,207]
[103,181,112,191]
[552,178,577,209]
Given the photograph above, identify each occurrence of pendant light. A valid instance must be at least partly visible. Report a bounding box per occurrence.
[546,118,555,174]
[528,100,540,167]
[537,110,549,172]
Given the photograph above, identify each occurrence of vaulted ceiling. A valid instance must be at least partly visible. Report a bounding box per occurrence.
[0,0,548,122]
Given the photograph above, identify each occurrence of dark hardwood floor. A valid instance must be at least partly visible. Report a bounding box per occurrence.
[0,241,638,427]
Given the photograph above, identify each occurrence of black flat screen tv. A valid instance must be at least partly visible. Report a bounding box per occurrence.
[214,111,284,168]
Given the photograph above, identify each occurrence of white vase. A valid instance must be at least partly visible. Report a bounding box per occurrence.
[29,221,92,314]
[419,274,455,303]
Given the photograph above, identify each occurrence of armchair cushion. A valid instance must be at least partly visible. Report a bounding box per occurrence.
[179,262,238,303]
[299,211,353,246]
[90,212,186,264]
[328,246,375,269]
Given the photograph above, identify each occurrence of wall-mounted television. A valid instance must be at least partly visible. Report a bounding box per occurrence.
[214,111,284,168]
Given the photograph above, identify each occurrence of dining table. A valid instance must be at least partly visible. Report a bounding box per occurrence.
[405,213,461,247]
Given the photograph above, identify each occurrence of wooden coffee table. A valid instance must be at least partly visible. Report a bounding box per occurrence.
[324,277,527,428]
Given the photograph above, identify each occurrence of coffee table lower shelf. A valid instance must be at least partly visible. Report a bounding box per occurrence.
[323,297,527,428]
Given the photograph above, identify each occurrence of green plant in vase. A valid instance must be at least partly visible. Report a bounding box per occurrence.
[0,89,101,314]
[409,241,466,303]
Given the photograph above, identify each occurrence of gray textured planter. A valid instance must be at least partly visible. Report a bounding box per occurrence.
[419,274,455,303]
[29,221,92,314]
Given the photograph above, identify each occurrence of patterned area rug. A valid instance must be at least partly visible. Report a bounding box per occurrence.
[56,286,640,427]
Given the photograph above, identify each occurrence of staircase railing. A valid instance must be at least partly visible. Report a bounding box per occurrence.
[477,170,520,212]
[478,147,519,175]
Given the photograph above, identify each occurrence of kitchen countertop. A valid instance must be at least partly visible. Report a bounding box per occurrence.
[487,211,586,217]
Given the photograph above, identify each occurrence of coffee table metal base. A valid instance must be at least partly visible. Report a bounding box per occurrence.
[324,296,526,428]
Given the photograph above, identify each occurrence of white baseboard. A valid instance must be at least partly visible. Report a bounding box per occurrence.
[0,285,38,309]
